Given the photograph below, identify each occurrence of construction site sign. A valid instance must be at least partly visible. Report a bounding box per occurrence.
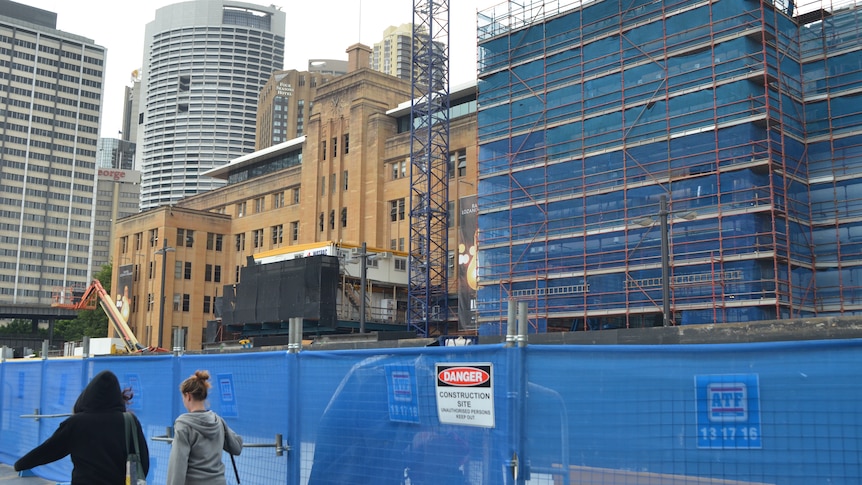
[436,363,494,428]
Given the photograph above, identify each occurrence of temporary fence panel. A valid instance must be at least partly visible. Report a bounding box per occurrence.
[0,358,84,482]
[522,339,862,485]
[299,345,510,485]
[2,338,862,484]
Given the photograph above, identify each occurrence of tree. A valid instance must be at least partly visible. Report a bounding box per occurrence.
[0,318,48,337]
[54,264,111,342]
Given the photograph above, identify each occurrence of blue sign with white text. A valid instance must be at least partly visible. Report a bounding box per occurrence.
[695,374,761,449]
[217,373,238,417]
[124,373,143,411]
[385,365,419,423]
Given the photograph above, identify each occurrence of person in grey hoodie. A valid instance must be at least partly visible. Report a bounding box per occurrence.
[166,370,242,485]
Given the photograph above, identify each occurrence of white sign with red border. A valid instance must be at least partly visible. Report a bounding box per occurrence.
[435,363,494,428]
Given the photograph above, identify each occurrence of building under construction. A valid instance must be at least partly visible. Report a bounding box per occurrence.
[475,0,862,331]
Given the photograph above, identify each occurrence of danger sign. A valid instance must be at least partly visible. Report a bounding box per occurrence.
[436,363,495,428]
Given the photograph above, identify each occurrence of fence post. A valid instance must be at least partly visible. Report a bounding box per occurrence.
[517,301,528,348]
[506,300,529,483]
[286,343,300,484]
[505,299,517,348]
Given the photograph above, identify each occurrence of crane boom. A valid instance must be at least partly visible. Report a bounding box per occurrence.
[53,279,164,353]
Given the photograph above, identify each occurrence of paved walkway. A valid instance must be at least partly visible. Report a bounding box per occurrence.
[0,465,58,484]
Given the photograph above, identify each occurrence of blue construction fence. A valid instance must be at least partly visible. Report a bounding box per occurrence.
[1,339,861,484]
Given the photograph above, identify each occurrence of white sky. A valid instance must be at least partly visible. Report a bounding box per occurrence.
[21,0,501,138]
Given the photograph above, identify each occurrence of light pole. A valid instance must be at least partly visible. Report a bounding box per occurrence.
[155,237,175,348]
[360,241,367,334]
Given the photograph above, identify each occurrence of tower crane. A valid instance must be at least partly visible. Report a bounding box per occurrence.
[408,0,450,337]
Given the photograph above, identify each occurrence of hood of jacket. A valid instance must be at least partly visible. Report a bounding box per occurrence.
[175,410,223,440]
[73,370,126,413]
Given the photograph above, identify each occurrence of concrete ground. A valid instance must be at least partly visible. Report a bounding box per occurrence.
[0,465,58,484]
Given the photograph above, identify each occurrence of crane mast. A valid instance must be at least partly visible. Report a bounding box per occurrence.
[408,0,450,337]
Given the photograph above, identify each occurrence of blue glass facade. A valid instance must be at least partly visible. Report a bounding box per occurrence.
[475,0,862,332]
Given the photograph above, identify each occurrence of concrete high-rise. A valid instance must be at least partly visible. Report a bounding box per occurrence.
[256,69,340,150]
[121,69,142,147]
[0,0,105,309]
[372,24,414,80]
[137,0,286,210]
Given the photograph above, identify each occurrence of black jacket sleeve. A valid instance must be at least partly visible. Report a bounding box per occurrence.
[14,418,75,471]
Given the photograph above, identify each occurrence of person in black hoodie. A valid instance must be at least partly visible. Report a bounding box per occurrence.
[14,369,149,485]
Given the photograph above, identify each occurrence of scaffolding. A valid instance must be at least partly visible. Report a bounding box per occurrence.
[475,0,862,331]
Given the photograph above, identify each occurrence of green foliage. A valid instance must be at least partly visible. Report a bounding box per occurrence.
[0,318,48,337]
[54,264,112,342]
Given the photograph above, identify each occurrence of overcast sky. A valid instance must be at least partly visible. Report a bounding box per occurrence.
[21,0,501,138]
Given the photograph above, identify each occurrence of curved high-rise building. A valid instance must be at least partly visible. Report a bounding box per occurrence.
[138,0,285,210]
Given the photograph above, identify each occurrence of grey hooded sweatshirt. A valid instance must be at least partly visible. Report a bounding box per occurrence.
[166,410,242,485]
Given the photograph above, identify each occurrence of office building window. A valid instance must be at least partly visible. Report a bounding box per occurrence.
[390,198,406,221]
[206,233,224,251]
[291,221,299,241]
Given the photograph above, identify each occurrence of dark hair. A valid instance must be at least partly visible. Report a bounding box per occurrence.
[180,369,212,401]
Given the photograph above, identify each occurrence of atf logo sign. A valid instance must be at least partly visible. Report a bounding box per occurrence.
[696,374,761,449]
[436,363,494,428]
[385,365,419,423]
[707,382,748,422]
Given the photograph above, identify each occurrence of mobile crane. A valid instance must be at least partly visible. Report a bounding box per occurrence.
[52,279,167,353]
